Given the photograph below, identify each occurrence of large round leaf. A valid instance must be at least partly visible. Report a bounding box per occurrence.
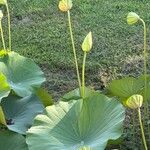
[107,76,150,102]
[0,52,45,97]
[0,72,10,101]
[107,77,144,102]
[1,94,44,134]
[26,92,125,150]
[0,130,28,150]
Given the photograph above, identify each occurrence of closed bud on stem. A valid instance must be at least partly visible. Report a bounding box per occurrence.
[82,32,93,52]
[59,0,72,12]
[127,12,140,25]
[126,94,143,109]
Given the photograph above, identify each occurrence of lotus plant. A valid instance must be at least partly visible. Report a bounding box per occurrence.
[107,12,150,149]
[26,1,125,150]
[126,95,148,150]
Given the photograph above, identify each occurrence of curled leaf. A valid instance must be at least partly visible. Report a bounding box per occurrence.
[82,32,93,52]
[126,94,143,109]
[59,0,72,12]
[127,12,140,25]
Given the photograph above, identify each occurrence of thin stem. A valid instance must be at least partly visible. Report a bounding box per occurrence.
[67,10,81,92]
[6,2,11,51]
[140,19,147,100]
[82,52,87,98]
[0,21,6,50]
[140,18,150,139]
[138,108,148,150]
[132,110,136,149]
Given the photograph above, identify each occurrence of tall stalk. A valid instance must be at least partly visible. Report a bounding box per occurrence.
[139,19,147,103]
[138,108,148,150]
[67,10,81,92]
[0,21,6,50]
[82,52,87,98]
[6,2,11,51]
[139,18,150,138]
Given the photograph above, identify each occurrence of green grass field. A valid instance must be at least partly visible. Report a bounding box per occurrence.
[2,0,150,98]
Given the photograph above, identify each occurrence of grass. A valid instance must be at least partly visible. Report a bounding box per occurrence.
[1,0,150,96]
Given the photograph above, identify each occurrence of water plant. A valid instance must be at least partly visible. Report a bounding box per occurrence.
[107,12,150,149]
[26,0,125,149]
[126,94,148,150]
[0,0,48,149]
[1,0,148,149]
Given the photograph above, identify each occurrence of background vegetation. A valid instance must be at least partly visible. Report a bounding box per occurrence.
[1,0,149,98]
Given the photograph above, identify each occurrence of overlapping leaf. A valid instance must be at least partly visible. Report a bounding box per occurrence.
[0,130,28,150]
[107,76,150,102]
[107,77,144,102]
[61,87,97,101]
[1,94,44,134]
[36,88,54,107]
[27,92,125,150]
[0,52,45,97]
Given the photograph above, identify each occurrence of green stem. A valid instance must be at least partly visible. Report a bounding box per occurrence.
[140,18,150,139]
[82,52,87,98]
[0,21,6,50]
[138,108,148,150]
[67,10,81,92]
[140,19,147,101]
[132,110,136,149]
[6,2,11,51]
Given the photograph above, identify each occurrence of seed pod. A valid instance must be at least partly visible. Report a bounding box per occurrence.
[82,32,93,52]
[58,0,72,12]
[126,94,143,109]
[127,12,140,25]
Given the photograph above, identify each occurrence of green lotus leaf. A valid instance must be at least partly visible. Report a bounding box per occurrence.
[0,130,28,150]
[61,87,97,101]
[27,92,125,150]
[107,77,144,102]
[0,51,45,97]
[0,72,10,101]
[1,94,44,134]
[36,88,54,107]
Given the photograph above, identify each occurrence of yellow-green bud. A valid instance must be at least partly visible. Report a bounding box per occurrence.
[82,32,93,52]
[126,94,143,109]
[127,12,140,25]
[58,0,72,12]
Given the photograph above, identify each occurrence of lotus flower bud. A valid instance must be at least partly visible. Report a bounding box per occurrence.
[58,0,72,12]
[127,12,140,25]
[0,10,3,20]
[126,94,143,109]
[82,32,93,52]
